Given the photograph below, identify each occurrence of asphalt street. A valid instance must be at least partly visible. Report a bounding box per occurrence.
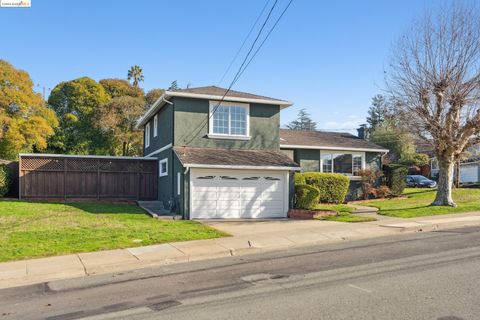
[2,226,480,320]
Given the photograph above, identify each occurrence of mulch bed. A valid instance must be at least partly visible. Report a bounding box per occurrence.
[288,209,337,219]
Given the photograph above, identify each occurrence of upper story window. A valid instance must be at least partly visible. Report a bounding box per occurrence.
[321,151,364,176]
[208,101,250,139]
[153,115,158,137]
[145,122,150,148]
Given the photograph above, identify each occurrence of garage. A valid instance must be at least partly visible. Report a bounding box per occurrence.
[460,163,479,183]
[190,169,289,219]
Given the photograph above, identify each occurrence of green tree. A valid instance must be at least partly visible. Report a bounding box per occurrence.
[96,96,145,156]
[366,94,392,129]
[127,65,144,87]
[99,79,144,99]
[168,80,179,90]
[145,88,165,107]
[286,108,317,131]
[48,77,111,154]
[369,121,415,162]
[0,60,58,159]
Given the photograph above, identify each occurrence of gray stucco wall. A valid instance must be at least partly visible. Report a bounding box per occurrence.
[143,103,174,156]
[173,97,280,150]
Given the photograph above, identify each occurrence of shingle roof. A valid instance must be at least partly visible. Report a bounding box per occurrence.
[169,86,288,103]
[279,129,388,151]
[173,146,299,168]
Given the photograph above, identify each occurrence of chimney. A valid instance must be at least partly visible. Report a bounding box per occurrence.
[357,125,369,140]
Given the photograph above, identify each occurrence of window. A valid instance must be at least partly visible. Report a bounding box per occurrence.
[321,153,332,172]
[209,101,249,137]
[177,172,181,195]
[153,115,158,137]
[145,123,150,148]
[321,152,364,176]
[353,155,362,175]
[159,158,168,177]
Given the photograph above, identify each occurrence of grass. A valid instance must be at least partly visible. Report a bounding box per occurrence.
[0,201,227,262]
[361,188,480,218]
[314,204,377,222]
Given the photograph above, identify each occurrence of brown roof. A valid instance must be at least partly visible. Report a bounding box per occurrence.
[173,146,299,168]
[279,129,388,151]
[169,86,288,103]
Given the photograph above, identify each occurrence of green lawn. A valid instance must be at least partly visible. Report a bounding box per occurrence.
[0,201,227,262]
[314,204,376,222]
[361,188,480,218]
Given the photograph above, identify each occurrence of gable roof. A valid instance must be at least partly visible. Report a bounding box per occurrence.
[137,86,292,127]
[279,129,389,152]
[174,146,300,170]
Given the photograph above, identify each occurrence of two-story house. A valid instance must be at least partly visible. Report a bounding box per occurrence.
[137,86,388,219]
[137,86,300,219]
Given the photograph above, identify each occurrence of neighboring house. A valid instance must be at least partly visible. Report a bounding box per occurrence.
[279,129,388,199]
[137,86,300,219]
[137,86,388,219]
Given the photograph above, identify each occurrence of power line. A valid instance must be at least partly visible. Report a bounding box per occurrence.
[218,0,272,86]
[181,0,285,144]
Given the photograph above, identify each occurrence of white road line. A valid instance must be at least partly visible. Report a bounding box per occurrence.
[348,283,373,293]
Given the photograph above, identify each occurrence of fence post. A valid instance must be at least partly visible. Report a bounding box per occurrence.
[97,159,100,200]
[63,158,67,200]
[18,156,22,200]
[136,160,140,200]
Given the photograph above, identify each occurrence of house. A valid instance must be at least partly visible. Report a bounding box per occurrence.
[137,86,300,219]
[137,86,388,219]
[279,129,388,199]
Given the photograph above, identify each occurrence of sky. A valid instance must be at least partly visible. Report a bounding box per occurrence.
[0,0,458,133]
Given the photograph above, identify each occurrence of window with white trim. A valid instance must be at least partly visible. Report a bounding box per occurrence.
[153,115,158,137]
[209,101,249,137]
[177,172,181,195]
[321,152,364,176]
[145,123,150,148]
[159,158,168,177]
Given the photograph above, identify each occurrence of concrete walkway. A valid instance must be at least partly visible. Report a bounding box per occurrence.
[2,212,480,289]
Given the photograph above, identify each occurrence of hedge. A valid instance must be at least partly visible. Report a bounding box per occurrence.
[294,173,306,185]
[295,184,320,210]
[302,172,349,204]
[384,164,408,195]
[0,164,12,197]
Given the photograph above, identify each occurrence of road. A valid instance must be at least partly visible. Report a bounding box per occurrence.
[2,227,480,320]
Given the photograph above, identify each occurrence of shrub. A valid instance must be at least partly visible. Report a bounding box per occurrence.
[375,185,391,198]
[295,184,320,210]
[294,173,306,185]
[384,164,408,195]
[0,164,12,197]
[302,172,349,204]
[357,169,384,200]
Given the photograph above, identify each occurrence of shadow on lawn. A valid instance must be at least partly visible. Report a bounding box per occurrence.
[65,202,147,215]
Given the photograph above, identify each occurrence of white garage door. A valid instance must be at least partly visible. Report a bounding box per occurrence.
[460,164,479,183]
[190,169,288,219]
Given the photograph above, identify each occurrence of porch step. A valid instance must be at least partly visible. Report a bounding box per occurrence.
[137,201,181,220]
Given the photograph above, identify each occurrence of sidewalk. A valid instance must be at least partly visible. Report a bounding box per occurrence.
[2,211,480,289]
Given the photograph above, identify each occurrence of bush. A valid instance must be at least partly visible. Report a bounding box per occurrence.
[357,169,384,200]
[384,164,408,195]
[295,184,320,210]
[375,185,391,198]
[302,172,349,204]
[0,164,12,197]
[294,173,306,185]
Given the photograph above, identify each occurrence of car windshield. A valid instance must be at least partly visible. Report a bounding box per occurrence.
[412,175,430,182]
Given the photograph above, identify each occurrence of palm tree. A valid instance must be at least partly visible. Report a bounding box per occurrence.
[127,65,144,87]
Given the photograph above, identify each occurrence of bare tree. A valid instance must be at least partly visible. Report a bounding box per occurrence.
[386,4,480,207]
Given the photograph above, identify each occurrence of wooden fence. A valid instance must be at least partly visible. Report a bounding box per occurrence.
[19,154,158,201]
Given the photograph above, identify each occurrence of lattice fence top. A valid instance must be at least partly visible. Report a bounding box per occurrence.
[21,156,156,173]
[21,157,65,171]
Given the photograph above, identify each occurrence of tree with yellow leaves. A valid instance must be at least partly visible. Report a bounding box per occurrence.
[0,60,58,160]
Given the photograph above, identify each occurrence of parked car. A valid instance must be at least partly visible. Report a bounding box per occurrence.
[406,175,437,188]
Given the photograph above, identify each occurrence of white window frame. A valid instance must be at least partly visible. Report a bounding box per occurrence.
[145,123,150,148]
[153,115,158,137]
[208,101,250,140]
[159,158,168,177]
[177,172,181,195]
[319,150,366,179]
